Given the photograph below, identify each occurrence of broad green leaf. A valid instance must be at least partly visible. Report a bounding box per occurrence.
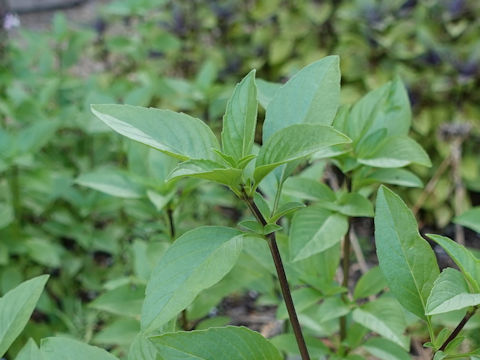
[25,239,61,268]
[40,337,118,360]
[454,207,480,233]
[353,266,387,300]
[128,333,158,360]
[92,318,139,346]
[363,337,410,360]
[141,227,243,332]
[315,296,350,323]
[76,168,144,199]
[221,70,258,161]
[352,297,409,350]
[283,177,336,202]
[326,192,373,217]
[262,56,340,141]
[276,287,322,319]
[256,79,281,109]
[360,168,423,188]
[150,326,282,360]
[91,104,220,161]
[167,159,242,187]
[0,275,49,357]
[15,339,42,360]
[89,284,145,318]
[427,234,480,292]
[17,121,58,155]
[346,78,411,143]
[290,205,348,262]
[426,268,480,315]
[270,334,329,358]
[270,201,305,222]
[358,136,431,168]
[255,124,350,184]
[375,186,439,319]
[0,203,14,229]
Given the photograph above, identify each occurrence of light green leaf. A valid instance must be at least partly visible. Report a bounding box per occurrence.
[150,326,282,360]
[40,337,118,360]
[0,203,14,229]
[363,337,410,360]
[358,136,431,168]
[346,78,411,143]
[256,79,281,109]
[255,124,350,184]
[353,266,387,300]
[128,333,158,360]
[276,287,322,320]
[290,205,348,262]
[262,56,340,141]
[17,121,58,155]
[91,104,220,161]
[454,207,480,233]
[221,70,258,161]
[427,234,480,292]
[328,192,374,217]
[352,297,409,350]
[0,275,49,357]
[89,284,145,318]
[167,159,242,187]
[15,338,42,360]
[141,227,243,332]
[270,202,305,222]
[375,186,439,320]
[360,168,423,188]
[76,168,144,199]
[426,268,480,315]
[283,177,336,202]
[92,318,139,346]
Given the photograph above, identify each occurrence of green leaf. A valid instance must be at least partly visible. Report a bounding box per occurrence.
[363,337,410,360]
[358,136,431,168]
[128,333,158,360]
[167,159,242,187]
[426,268,480,315]
[270,201,305,222]
[262,56,340,141]
[374,186,439,320]
[360,168,423,188]
[17,121,58,155]
[353,266,387,300]
[141,227,243,332]
[283,177,336,202]
[0,275,49,357]
[0,203,14,229]
[427,234,480,292]
[329,192,374,217]
[256,79,281,109]
[89,284,145,318]
[76,168,145,199]
[91,104,220,161]
[270,334,329,358]
[352,297,409,350]
[276,287,322,319]
[15,338,42,360]
[254,124,350,184]
[290,205,348,262]
[150,326,282,360]
[40,337,118,360]
[221,70,258,161]
[346,78,411,143]
[454,207,480,233]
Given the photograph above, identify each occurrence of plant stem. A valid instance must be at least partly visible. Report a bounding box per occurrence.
[339,220,351,342]
[242,189,311,360]
[438,306,478,353]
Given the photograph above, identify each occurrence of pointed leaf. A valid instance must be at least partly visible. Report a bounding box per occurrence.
[0,275,49,357]
[141,226,243,332]
[167,159,242,187]
[263,56,340,141]
[362,168,423,188]
[128,333,158,360]
[76,168,145,199]
[363,338,410,360]
[283,177,336,202]
[150,326,282,360]
[352,297,409,350]
[15,339,42,360]
[40,337,118,360]
[91,104,220,161]
[374,186,439,319]
[454,207,480,233]
[426,268,480,315]
[255,124,350,184]
[290,205,348,262]
[427,234,480,292]
[256,79,281,109]
[353,266,387,300]
[221,70,258,161]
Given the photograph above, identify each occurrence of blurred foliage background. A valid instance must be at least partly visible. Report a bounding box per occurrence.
[0,0,479,357]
